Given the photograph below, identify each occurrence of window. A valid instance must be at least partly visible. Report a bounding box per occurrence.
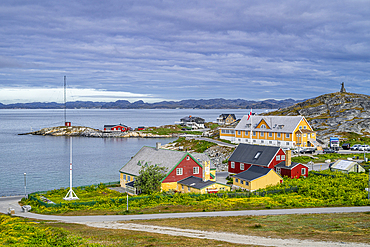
[235,179,239,183]
[299,126,302,129]
[181,185,184,190]
[277,141,281,145]
[301,168,306,175]
[261,124,266,128]
[123,174,127,180]
[311,133,315,137]
[176,168,183,175]
[286,142,289,146]
[269,141,272,144]
[286,133,290,138]
[260,132,264,137]
[276,167,281,174]
[276,155,280,161]
[231,162,235,168]
[193,167,199,174]
[253,140,256,143]
[237,130,241,135]
[303,134,306,137]
[254,151,262,159]
[245,181,249,186]
[186,156,190,160]
[253,131,256,136]
[277,133,281,138]
[269,132,272,137]
[240,163,244,170]
[240,180,244,185]
[261,140,264,143]
[304,126,307,129]
[281,155,285,160]
[127,175,130,181]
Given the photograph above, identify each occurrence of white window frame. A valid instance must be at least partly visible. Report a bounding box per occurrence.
[301,168,306,175]
[281,155,286,160]
[277,133,281,138]
[276,167,281,174]
[261,132,264,137]
[240,163,244,170]
[231,162,235,168]
[127,175,130,181]
[286,133,290,138]
[276,155,280,161]
[269,132,273,137]
[176,168,183,175]
[193,167,199,174]
[186,156,190,160]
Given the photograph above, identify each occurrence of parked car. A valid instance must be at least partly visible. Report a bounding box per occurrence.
[299,148,316,154]
[341,143,351,150]
[323,148,337,154]
[358,145,370,151]
[351,144,362,150]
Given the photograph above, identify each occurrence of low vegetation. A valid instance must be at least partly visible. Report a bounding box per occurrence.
[292,152,370,164]
[24,171,370,216]
[142,125,202,136]
[172,137,217,153]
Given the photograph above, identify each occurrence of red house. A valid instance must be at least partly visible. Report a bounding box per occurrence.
[228,143,286,174]
[104,124,130,132]
[119,143,216,193]
[274,150,308,178]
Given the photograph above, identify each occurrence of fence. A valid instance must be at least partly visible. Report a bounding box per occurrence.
[29,185,298,208]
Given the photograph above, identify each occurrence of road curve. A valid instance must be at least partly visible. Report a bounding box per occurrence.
[1,196,370,223]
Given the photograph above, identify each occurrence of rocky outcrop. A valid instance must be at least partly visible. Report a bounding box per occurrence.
[22,126,174,138]
[267,92,370,144]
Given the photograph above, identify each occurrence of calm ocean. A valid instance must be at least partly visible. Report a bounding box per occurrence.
[0,108,269,196]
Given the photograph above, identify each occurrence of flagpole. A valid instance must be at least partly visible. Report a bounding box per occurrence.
[250,109,252,144]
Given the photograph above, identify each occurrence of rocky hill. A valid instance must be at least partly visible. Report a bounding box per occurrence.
[267,92,370,145]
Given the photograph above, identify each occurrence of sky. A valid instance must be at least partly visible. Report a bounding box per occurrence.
[1,0,369,104]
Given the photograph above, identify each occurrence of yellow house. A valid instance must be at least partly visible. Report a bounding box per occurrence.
[217,114,237,125]
[177,176,230,194]
[220,115,317,148]
[233,165,282,191]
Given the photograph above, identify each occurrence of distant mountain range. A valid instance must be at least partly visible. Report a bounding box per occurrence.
[0,98,302,109]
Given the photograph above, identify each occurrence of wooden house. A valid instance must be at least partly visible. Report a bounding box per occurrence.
[119,143,216,194]
[217,114,236,125]
[104,124,130,132]
[227,143,286,174]
[274,150,308,178]
[180,116,205,129]
[177,176,230,194]
[220,115,317,149]
[232,165,282,191]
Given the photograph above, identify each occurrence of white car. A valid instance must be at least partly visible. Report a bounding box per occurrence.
[358,145,370,151]
[351,144,362,150]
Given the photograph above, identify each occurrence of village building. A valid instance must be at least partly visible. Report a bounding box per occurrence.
[227,143,286,174]
[217,114,237,125]
[104,124,130,132]
[330,160,365,174]
[219,115,317,148]
[119,143,217,194]
[274,151,308,178]
[232,165,282,191]
[177,176,230,194]
[179,116,205,129]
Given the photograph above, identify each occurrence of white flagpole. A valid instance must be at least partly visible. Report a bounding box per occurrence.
[250,109,253,144]
[64,137,79,200]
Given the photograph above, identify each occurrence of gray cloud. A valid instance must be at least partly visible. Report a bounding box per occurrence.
[0,0,369,103]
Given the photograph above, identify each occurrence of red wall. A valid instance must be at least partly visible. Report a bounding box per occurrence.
[279,164,308,179]
[162,155,203,183]
[228,148,285,174]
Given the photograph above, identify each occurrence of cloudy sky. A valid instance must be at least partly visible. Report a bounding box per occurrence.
[1,0,369,104]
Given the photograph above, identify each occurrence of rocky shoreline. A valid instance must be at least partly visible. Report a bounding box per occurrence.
[20,126,175,138]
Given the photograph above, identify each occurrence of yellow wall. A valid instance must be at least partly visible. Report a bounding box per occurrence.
[161,182,178,191]
[177,183,230,194]
[233,170,282,191]
[120,173,136,188]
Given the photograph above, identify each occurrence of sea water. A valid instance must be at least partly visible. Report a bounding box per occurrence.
[0,108,269,196]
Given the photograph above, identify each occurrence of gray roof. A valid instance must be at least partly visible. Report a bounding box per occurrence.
[330,160,358,170]
[229,143,280,167]
[233,165,272,181]
[119,146,214,176]
[235,115,308,133]
[275,161,307,170]
[219,114,236,120]
[177,176,216,189]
